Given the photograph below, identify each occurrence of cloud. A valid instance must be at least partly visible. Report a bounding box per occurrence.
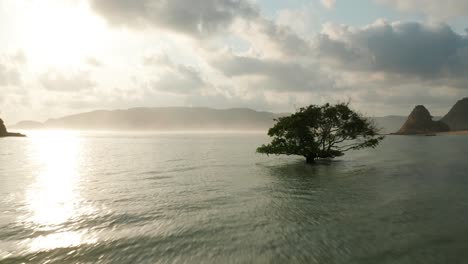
[39,70,96,92]
[210,19,468,115]
[88,0,312,57]
[276,7,320,37]
[144,55,209,94]
[376,0,468,19]
[0,51,28,87]
[321,0,336,10]
[5,1,468,122]
[87,0,332,108]
[317,21,468,82]
[250,18,313,57]
[212,52,336,92]
[89,0,311,59]
[151,65,208,95]
[89,0,258,36]
[204,16,468,113]
[0,64,22,87]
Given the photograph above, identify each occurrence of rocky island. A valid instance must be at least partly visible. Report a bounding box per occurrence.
[0,118,26,137]
[440,98,468,131]
[394,105,450,135]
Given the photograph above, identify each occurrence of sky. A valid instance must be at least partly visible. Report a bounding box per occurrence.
[1,0,468,123]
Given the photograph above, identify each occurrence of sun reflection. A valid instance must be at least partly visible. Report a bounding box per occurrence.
[21,131,95,251]
[25,231,97,253]
[26,131,82,227]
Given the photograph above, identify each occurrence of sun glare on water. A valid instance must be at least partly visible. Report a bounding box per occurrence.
[20,131,96,252]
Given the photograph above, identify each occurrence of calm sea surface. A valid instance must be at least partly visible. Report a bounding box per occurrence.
[1,132,468,263]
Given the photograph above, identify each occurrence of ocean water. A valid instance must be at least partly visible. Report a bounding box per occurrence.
[1,132,468,263]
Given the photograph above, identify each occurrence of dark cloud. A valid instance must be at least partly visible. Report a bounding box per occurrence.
[318,21,468,81]
[213,54,336,92]
[39,70,96,92]
[89,0,257,36]
[315,34,366,68]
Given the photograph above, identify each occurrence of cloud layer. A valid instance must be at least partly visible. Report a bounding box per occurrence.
[89,0,257,36]
[39,70,96,92]
[2,0,468,123]
[318,21,468,80]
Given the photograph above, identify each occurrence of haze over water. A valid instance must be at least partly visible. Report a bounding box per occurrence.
[1,132,468,263]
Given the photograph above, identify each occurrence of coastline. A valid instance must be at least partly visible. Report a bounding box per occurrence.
[385,130,468,136]
[0,133,27,138]
[437,130,468,135]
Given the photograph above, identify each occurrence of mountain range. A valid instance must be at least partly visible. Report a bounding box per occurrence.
[12,108,283,131]
[10,107,411,133]
[12,99,468,134]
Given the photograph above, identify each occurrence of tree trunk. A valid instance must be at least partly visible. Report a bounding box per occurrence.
[305,156,315,164]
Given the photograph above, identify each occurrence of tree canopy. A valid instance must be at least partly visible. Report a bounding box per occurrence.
[257,103,384,163]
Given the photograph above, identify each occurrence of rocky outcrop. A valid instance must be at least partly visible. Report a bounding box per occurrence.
[0,119,7,135]
[0,118,26,137]
[440,98,468,131]
[394,105,450,135]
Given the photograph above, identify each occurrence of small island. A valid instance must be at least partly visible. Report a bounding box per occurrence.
[393,98,468,135]
[0,118,26,138]
[393,105,449,135]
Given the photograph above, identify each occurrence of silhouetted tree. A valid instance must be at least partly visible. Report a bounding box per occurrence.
[257,103,384,164]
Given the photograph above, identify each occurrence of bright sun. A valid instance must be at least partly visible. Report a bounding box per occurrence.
[18,0,107,67]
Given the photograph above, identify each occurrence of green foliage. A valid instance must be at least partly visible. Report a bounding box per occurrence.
[257,103,385,163]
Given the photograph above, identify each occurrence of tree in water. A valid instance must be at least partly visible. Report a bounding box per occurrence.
[257,103,384,164]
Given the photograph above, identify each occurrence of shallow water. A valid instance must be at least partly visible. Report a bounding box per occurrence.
[1,132,468,263]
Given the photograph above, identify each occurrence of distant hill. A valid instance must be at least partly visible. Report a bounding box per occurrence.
[440,98,468,131]
[12,120,44,130]
[12,107,284,131]
[11,107,413,133]
[394,105,449,135]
